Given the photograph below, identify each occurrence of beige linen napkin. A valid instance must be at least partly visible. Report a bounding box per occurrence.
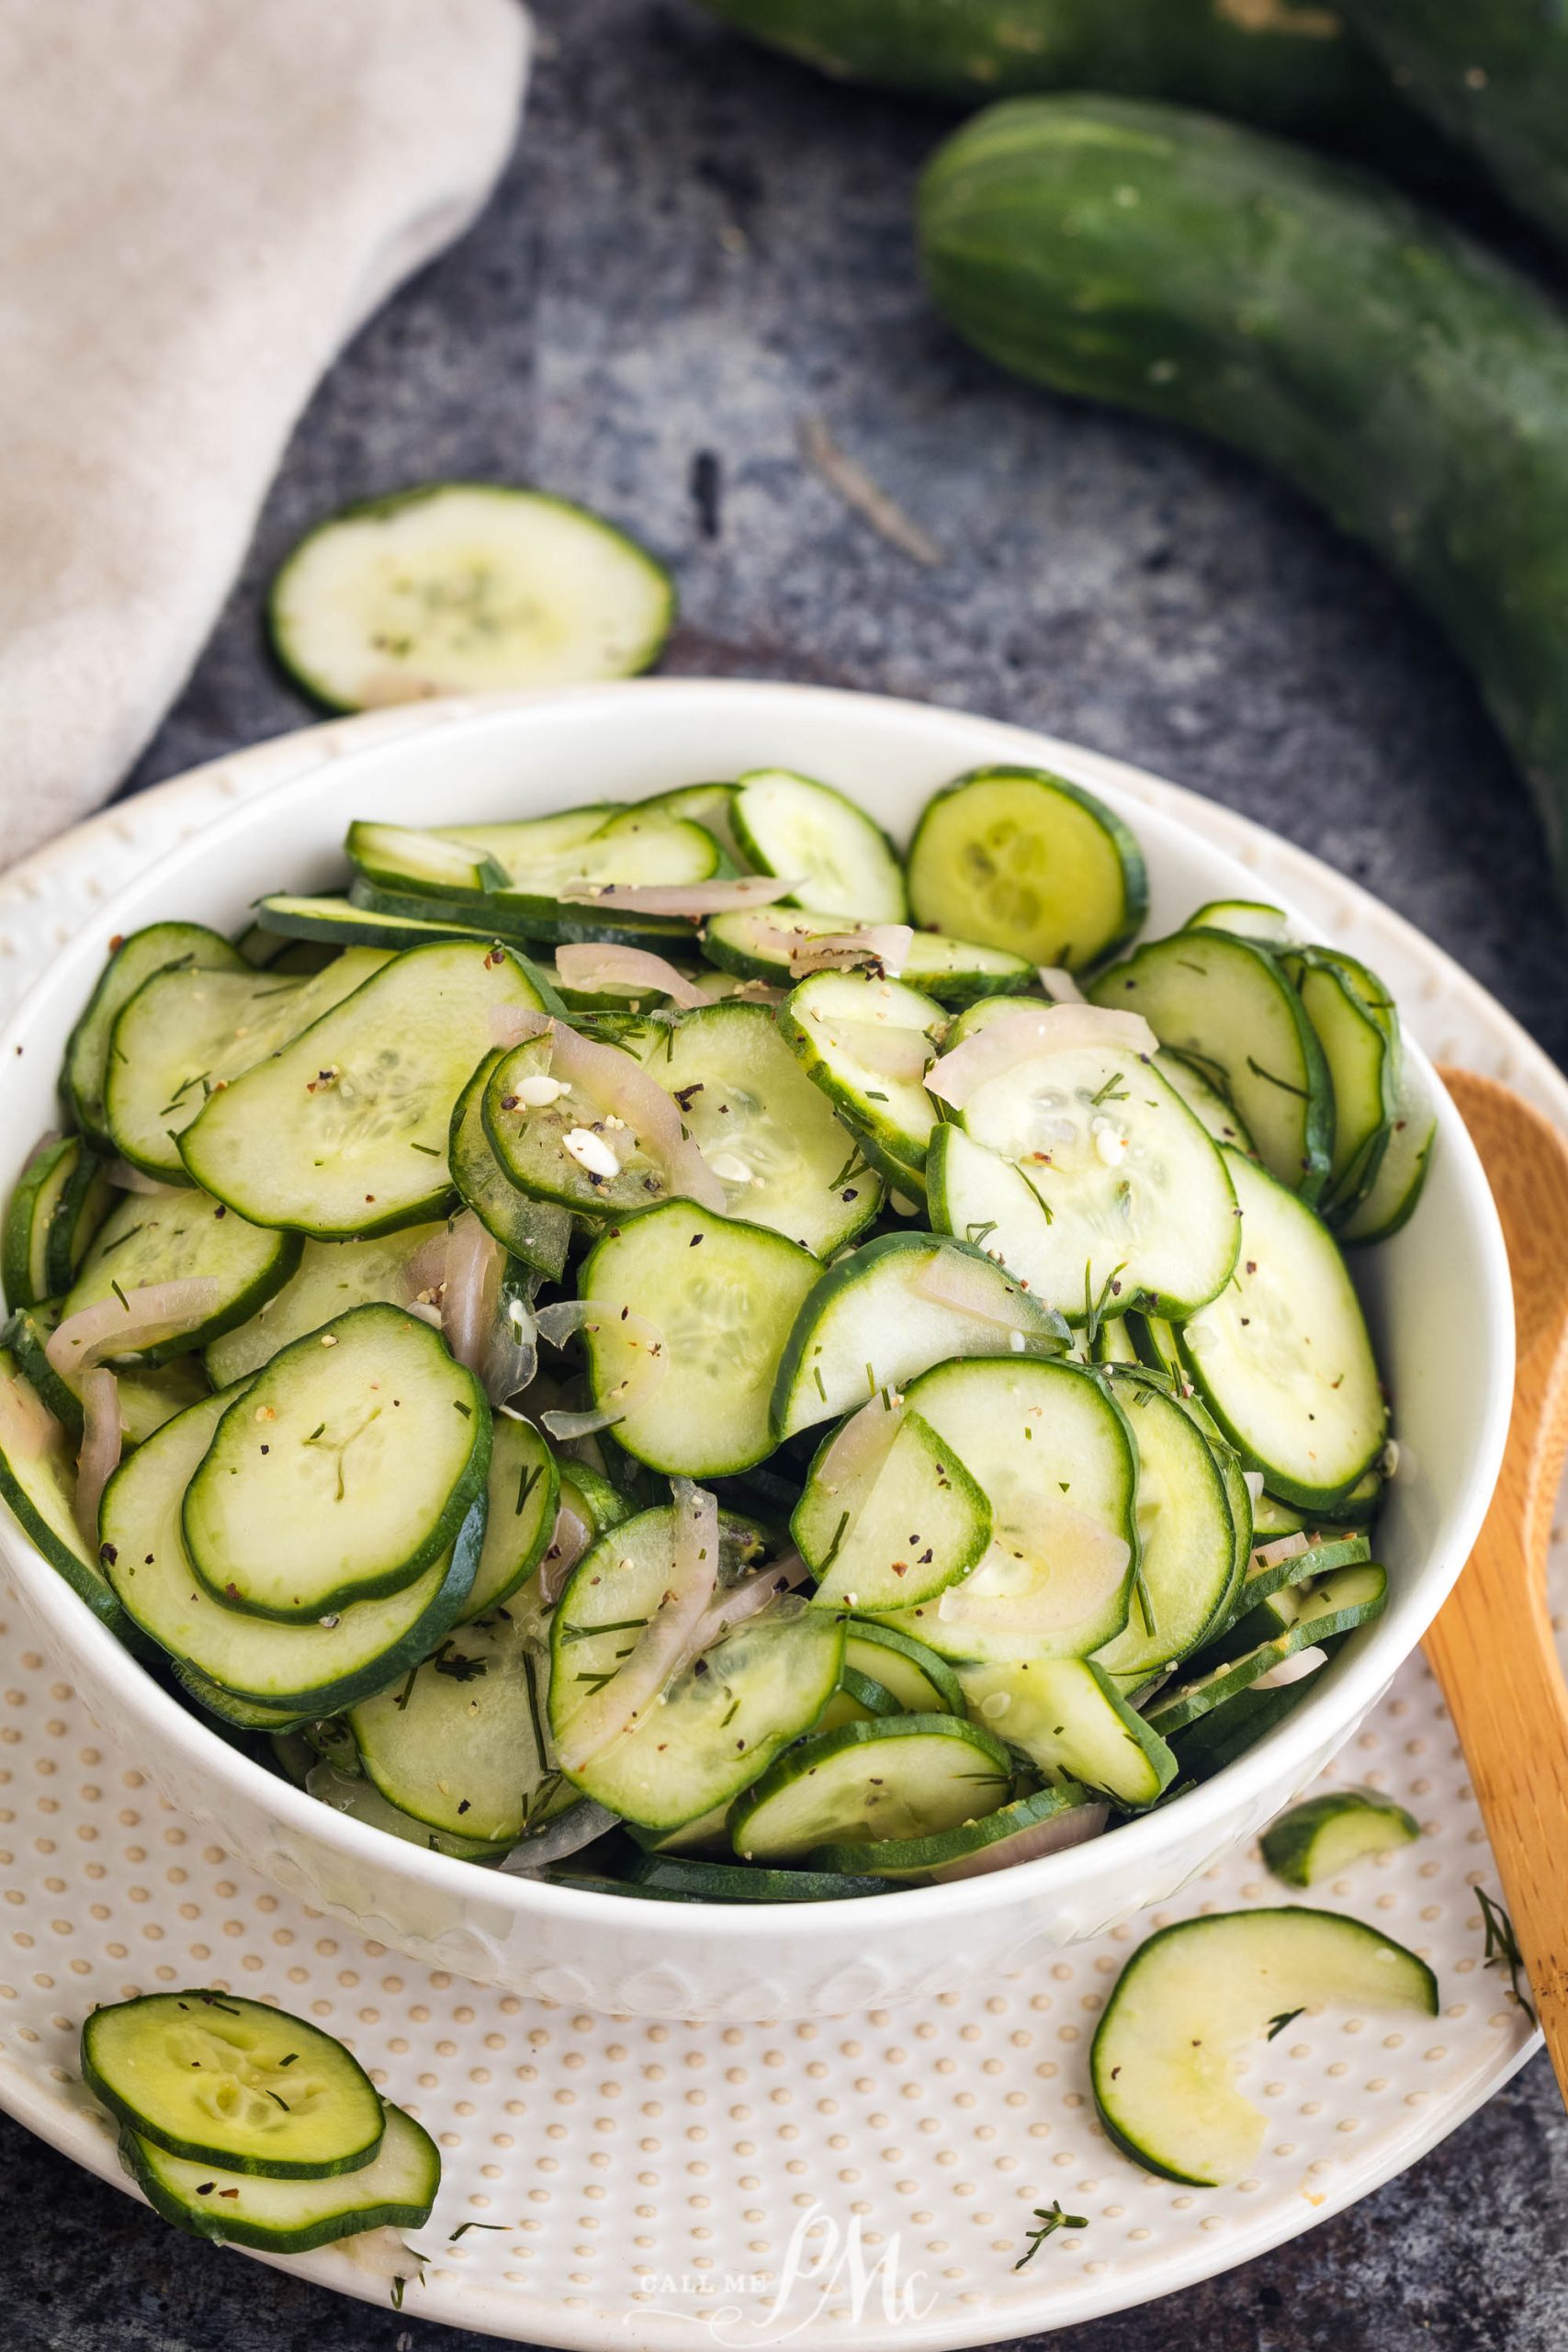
[0,0,530,870]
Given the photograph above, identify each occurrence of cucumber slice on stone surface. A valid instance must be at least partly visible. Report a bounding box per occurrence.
[779,967,948,1180]
[201,1220,448,1387]
[1177,1149,1386,1510]
[732,769,907,922]
[1259,1787,1420,1887]
[578,1201,820,1477]
[956,1655,1178,1807]
[269,482,674,709]
[106,950,388,1181]
[729,1713,1013,1863]
[182,1304,490,1624]
[62,1191,300,1367]
[63,922,246,1148]
[180,942,546,1238]
[1090,1907,1437,2186]
[1090,930,1332,1200]
[83,1990,385,2177]
[121,2099,439,2252]
[907,765,1146,970]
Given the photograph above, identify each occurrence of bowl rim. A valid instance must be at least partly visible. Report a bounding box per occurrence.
[0,677,1515,1939]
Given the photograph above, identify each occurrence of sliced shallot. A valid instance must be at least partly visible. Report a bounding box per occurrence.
[73,1367,122,1542]
[784,922,913,978]
[442,1209,504,1378]
[1034,967,1086,1004]
[534,1295,670,1441]
[498,1797,621,1876]
[796,1004,934,1082]
[1251,1532,1310,1572]
[555,944,713,1009]
[538,1498,593,1604]
[1253,1644,1328,1690]
[488,1002,553,1051]
[553,1478,720,1773]
[556,876,800,917]
[924,1003,1159,1110]
[46,1277,222,1374]
[931,1799,1109,1883]
[911,1246,1055,1335]
[685,1551,811,1655]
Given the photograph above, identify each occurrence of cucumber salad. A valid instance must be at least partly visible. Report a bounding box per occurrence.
[0,763,1428,1902]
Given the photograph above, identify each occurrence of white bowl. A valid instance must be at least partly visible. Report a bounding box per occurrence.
[0,681,1512,2020]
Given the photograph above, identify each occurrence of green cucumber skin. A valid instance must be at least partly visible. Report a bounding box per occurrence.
[1342,0,1568,249]
[919,96,1568,888]
[693,0,1451,168]
[118,2111,438,2252]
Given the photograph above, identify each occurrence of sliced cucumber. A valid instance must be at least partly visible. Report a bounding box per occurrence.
[1093,1368,1236,1679]
[794,1402,991,1611]
[1260,1788,1420,1887]
[106,950,387,1180]
[620,1000,883,1256]
[182,1305,489,1623]
[0,1348,141,1644]
[349,808,719,944]
[732,769,907,922]
[626,1853,893,1902]
[578,1201,819,1476]
[101,1390,479,1713]
[12,1286,210,1450]
[63,1191,300,1366]
[83,1990,384,2177]
[306,1760,511,1860]
[1192,1532,1371,1662]
[122,2099,439,2252]
[729,1713,1012,1862]
[701,907,1030,1003]
[4,1138,83,1311]
[254,891,509,954]
[779,968,947,1179]
[1183,899,1292,944]
[557,1458,635,1542]
[1178,1149,1386,1510]
[634,781,745,867]
[956,1656,1177,1807]
[1090,930,1332,1200]
[482,1031,682,1221]
[907,766,1146,970]
[449,1049,572,1279]
[201,1220,447,1386]
[841,1621,964,1715]
[816,1664,905,1729]
[933,1030,1240,1322]
[1090,1908,1437,2186]
[63,922,246,1147]
[349,1601,560,1844]
[1155,1050,1256,1154]
[1340,1051,1437,1245]
[808,1781,1100,1883]
[550,1507,843,1829]
[772,1232,1067,1439]
[1284,948,1396,1216]
[269,482,673,708]
[460,1411,558,1622]
[1143,1564,1388,1736]
[874,1354,1138,1662]
[43,1145,117,1297]
[180,942,546,1237]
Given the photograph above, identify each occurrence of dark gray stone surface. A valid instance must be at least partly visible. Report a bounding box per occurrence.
[11,0,1568,2342]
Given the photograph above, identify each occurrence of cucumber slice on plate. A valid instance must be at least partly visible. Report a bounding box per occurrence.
[0,1348,143,1645]
[459,1409,558,1622]
[201,1219,449,1386]
[181,1304,490,1623]
[793,1401,991,1612]
[618,1000,884,1256]
[841,1621,964,1715]
[930,1027,1240,1322]
[907,765,1146,970]
[578,1201,820,1476]
[808,1781,1103,1883]
[772,1232,1068,1439]
[121,2099,439,2252]
[955,1656,1178,1807]
[180,941,547,1238]
[1142,1563,1388,1736]
[1155,1050,1256,1154]
[1339,1051,1437,1245]
[100,1389,480,1714]
[1177,1148,1387,1510]
[549,1505,844,1830]
[732,769,907,922]
[1092,1367,1237,1679]
[106,950,388,1181]
[1090,1908,1437,2185]
[449,1049,572,1280]
[729,1713,1013,1862]
[82,1989,385,2177]
[1259,1787,1420,1887]
[872,1354,1139,1663]
[779,968,948,1180]
[62,922,246,1148]
[269,482,673,709]
[1089,930,1332,1200]
[62,1191,300,1366]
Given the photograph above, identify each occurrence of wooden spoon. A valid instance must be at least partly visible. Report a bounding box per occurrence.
[1425,1066,1568,2095]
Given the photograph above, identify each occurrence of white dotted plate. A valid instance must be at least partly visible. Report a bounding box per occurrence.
[0,699,1547,2346]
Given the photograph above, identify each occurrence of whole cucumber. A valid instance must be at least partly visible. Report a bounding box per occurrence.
[918,96,1568,879]
[1340,0,1568,250]
[693,0,1452,166]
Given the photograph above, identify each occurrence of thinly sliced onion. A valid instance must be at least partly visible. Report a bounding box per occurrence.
[442,1209,504,1377]
[403,1301,444,1331]
[73,1367,122,1542]
[544,1023,726,1212]
[554,1479,720,1773]
[46,1278,222,1374]
[1251,1532,1310,1572]
[930,1799,1109,1883]
[535,1296,670,1440]
[397,1227,450,1305]
[1253,1644,1328,1690]
[484,1288,538,1408]
[103,1158,183,1196]
[796,1004,934,1082]
[555,944,714,1010]
[538,1498,593,1604]
[498,1797,621,1876]
[815,1394,906,1498]
[1035,967,1086,1005]
[1242,1470,1265,1505]
[556,876,800,917]
[911,1246,1054,1333]
[488,1003,553,1050]
[925,1003,1159,1110]
[786,923,913,978]
[685,1552,811,1655]
[937,1512,1131,1636]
